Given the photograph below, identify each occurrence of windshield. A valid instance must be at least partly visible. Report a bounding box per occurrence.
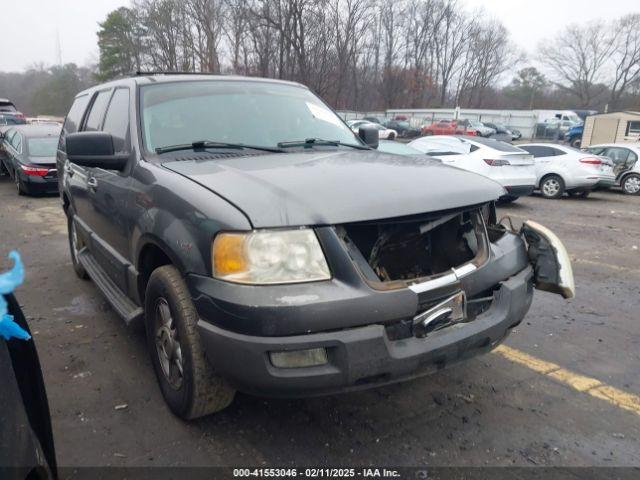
[141,80,360,152]
[27,137,58,157]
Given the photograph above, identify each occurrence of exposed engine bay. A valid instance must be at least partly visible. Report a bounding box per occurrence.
[336,207,489,285]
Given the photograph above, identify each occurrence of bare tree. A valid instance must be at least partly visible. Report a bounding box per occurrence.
[538,21,615,108]
[609,14,640,110]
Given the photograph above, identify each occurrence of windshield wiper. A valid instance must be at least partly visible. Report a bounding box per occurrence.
[277,138,370,150]
[155,140,286,155]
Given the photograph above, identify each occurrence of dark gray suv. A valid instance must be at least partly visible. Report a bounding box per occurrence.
[58,74,574,419]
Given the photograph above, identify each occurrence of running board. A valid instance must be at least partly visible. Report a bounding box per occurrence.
[78,249,143,325]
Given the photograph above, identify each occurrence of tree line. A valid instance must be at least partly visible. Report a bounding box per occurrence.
[1,1,638,116]
[95,0,640,112]
[96,0,514,111]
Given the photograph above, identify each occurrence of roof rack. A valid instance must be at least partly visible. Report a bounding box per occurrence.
[134,71,219,76]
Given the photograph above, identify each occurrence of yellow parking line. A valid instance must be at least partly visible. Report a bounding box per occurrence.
[573,258,640,275]
[494,345,640,416]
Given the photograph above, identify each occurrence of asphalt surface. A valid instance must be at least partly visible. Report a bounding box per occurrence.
[0,175,639,468]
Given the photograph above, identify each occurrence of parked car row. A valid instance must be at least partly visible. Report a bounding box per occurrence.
[353,116,523,141]
[0,74,576,421]
[405,135,619,201]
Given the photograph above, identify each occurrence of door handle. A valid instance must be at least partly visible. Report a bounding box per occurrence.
[87,177,98,189]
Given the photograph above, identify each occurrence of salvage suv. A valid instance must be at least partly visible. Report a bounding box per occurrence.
[57,74,574,420]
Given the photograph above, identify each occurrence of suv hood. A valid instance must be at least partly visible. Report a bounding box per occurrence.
[162,150,505,228]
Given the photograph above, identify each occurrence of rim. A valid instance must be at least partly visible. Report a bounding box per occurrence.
[624,176,640,194]
[70,221,80,262]
[542,178,561,197]
[154,298,184,390]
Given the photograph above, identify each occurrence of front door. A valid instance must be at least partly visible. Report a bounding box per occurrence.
[85,87,134,292]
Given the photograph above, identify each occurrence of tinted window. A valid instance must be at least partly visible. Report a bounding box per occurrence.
[548,147,566,156]
[63,95,90,136]
[27,138,58,157]
[520,146,544,157]
[102,88,130,153]
[84,90,112,131]
[467,137,522,152]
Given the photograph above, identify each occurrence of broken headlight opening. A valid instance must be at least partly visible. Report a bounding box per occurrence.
[336,206,489,288]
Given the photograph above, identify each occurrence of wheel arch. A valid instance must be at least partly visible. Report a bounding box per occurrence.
[135,236,186,303]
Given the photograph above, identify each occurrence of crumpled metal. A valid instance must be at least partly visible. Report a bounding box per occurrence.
[0,251,30,341]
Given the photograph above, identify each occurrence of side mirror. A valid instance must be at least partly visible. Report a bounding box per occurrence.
[66,132,129,171]
[358,126,379,149]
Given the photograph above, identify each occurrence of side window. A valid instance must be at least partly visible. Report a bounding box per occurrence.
[3,129,15,146]
[11,132,22,152]
[60,94,90,152]
[469,144,479,153]
[102,88,131,154]
[548,147,566,156]
[84,90,112,131]
[604,148,629,164]
[522,146,542,157]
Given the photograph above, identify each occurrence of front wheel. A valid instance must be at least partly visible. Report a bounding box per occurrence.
[145,265,235,419]
[540,174,565,199]
[621,174,640,195]
[570,137,581,148]
[67,210,89,279]
[388,132,396,140]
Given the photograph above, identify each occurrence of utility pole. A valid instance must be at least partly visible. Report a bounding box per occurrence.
[55,29,63,66]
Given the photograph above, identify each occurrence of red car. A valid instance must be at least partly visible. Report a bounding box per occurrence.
[421,119,476,136]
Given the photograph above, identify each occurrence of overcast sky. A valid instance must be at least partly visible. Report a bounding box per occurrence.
[0,0,637,72]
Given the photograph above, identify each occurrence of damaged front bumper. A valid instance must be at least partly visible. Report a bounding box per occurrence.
[189,210,573,398]
[197,266,533,397]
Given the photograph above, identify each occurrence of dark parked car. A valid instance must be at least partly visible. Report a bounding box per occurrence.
[1,125,61,195]
[58,74,573,420]
[383,119,421,138]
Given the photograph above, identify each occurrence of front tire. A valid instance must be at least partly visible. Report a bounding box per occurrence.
[67,210,89,280]
[570,137,581,148]
[145,265,235,419]
[540,174,565,199]
[621,174,640,195]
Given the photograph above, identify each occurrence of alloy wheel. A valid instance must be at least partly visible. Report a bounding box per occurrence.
[542,178,561,197]
[154,297,184,390]
[623,176,640,194]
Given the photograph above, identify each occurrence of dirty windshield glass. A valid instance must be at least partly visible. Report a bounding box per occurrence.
[141,81,360,152]
[27,137,58,157]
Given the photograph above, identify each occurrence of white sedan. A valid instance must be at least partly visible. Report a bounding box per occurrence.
[347,120,398,140]
[408,136,536,201]
[519,144,616,199]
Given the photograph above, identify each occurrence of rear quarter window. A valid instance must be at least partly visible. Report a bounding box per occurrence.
[60,95,90,152]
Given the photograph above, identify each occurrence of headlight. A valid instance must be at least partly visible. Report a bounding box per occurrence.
[212,229,331,284]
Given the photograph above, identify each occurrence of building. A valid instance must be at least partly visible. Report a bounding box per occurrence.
[581,111,640,147]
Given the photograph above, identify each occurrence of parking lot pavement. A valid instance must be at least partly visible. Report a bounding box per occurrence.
[1,174,639,467]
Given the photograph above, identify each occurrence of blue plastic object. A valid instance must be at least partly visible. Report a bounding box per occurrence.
[0,251,30,341]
